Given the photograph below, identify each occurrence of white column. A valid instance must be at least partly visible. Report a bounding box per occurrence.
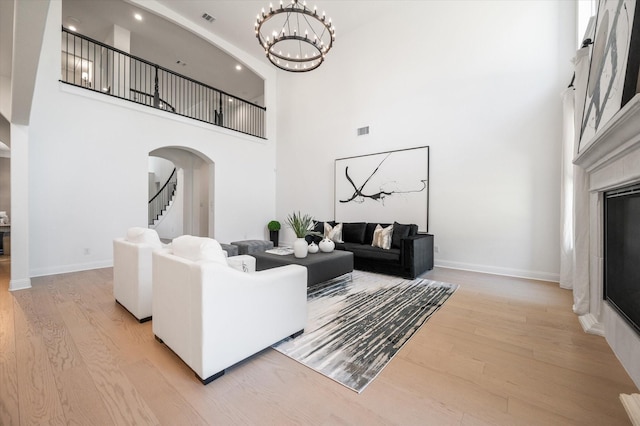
[104,25,131,100]
[9,123,30,291]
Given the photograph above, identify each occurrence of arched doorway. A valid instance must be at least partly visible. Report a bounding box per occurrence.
[148,147,214,239]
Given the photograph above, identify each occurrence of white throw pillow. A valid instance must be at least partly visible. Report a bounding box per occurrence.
[372,224,393,250]
[171,235,227,266]
[125,227,162,250]
[324,222,343,243]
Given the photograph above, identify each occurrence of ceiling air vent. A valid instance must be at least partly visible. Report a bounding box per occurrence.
[357,126,370,136]
[202,13,216,23]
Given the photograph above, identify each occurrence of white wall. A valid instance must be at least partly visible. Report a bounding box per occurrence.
[148,156,175,196]
[276,1,576,281]
[24,0,277,277]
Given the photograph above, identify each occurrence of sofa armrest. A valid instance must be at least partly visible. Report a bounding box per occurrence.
[226,254,256,272]
[400,234,434,278]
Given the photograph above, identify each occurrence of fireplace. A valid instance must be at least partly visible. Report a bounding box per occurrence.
[604,184,640,337]
[574,95,640,389]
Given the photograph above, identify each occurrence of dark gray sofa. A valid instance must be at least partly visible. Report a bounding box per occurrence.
[307,221,434,279]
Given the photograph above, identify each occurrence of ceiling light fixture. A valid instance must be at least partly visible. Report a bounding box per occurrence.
[235,64,242,71]
[67,16,80,31]
[255,0,335,72]
[134,13,143,21]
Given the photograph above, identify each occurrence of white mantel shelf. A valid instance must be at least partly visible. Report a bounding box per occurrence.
[575,94,640,173]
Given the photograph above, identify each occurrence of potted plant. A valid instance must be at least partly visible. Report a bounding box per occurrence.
[286,211,318,258]
[267,220,281,247]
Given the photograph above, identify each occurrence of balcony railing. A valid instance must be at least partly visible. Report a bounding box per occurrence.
[61,27,266,139]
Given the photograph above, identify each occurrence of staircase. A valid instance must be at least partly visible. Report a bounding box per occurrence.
[149,168,177,226]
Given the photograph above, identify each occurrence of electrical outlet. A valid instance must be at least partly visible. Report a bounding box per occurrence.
[434,245,440,253]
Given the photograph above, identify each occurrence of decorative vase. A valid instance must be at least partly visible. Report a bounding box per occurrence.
[293,237,308,258]
[308,241,319,254]
[319,237,335,253]
[269,230,279,247]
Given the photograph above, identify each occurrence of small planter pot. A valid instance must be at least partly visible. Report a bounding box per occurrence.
[269,230,279,247]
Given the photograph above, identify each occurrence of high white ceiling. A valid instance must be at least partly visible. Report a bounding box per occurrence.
[152,0,392,61]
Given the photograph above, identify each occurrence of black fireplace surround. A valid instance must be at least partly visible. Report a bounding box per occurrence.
[604,183,640,336]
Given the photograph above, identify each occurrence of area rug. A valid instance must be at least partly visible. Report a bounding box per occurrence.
[272,270,458,393]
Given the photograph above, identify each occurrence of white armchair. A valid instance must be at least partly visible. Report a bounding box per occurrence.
[113,227,165,322]
[152,235,307,384]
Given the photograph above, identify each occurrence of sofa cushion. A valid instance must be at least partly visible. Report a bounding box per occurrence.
[365,222,391,245]
[345,243,401,262]
[372,224,393,250]
[342,222,367,244]
[325,222,343,243]
[126,227,162,250]
[172,235,227,265]
[392,222,412,249]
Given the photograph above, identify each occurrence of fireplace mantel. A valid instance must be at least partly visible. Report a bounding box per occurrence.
[573,93,640,390]
[575,94,640,173]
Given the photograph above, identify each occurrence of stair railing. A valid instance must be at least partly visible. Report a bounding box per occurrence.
[149,168,178,226]
[61,27,266,139]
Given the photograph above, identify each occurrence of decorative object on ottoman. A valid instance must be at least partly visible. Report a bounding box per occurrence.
[319,237,335,253]
[230,239,274,255]
[267,220,281,247]
[286,211,321,259]
[308,241,319,253]
[152,235,307,384]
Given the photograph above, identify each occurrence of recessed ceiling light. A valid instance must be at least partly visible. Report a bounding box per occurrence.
[67,16,80,31]
[235,65,242,71]
[134,13,143,21]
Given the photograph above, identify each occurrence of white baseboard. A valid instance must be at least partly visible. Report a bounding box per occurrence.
[9,278,31,291]
[434,260,560,283]
[578,313,605,336]
[30,260,114,278]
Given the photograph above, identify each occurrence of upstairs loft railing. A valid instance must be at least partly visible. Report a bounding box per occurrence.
[149,168,178,226]
[61,27,266,139]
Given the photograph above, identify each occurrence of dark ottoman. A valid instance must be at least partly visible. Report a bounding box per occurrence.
[252,250,354,286]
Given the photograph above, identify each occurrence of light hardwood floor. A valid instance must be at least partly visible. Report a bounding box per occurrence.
[0,256,637,425]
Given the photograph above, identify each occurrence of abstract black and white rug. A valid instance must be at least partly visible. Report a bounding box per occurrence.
[272,270,458,393]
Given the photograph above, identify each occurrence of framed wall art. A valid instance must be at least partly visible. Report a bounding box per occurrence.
[579,0,640,152]
[334,146,429,232]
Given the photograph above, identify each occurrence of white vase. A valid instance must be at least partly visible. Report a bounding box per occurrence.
[319,237,335,253]
[293,237,308,258]
[308,241,319,254]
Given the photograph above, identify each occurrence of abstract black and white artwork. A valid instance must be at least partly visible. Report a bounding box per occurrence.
[579,0,639,151]
[334,146,429,232]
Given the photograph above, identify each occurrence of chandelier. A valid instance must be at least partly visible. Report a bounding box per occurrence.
[255,0,336,72]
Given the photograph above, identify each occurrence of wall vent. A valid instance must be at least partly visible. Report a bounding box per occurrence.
[357,126,370,136]
[202,13,216,23]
